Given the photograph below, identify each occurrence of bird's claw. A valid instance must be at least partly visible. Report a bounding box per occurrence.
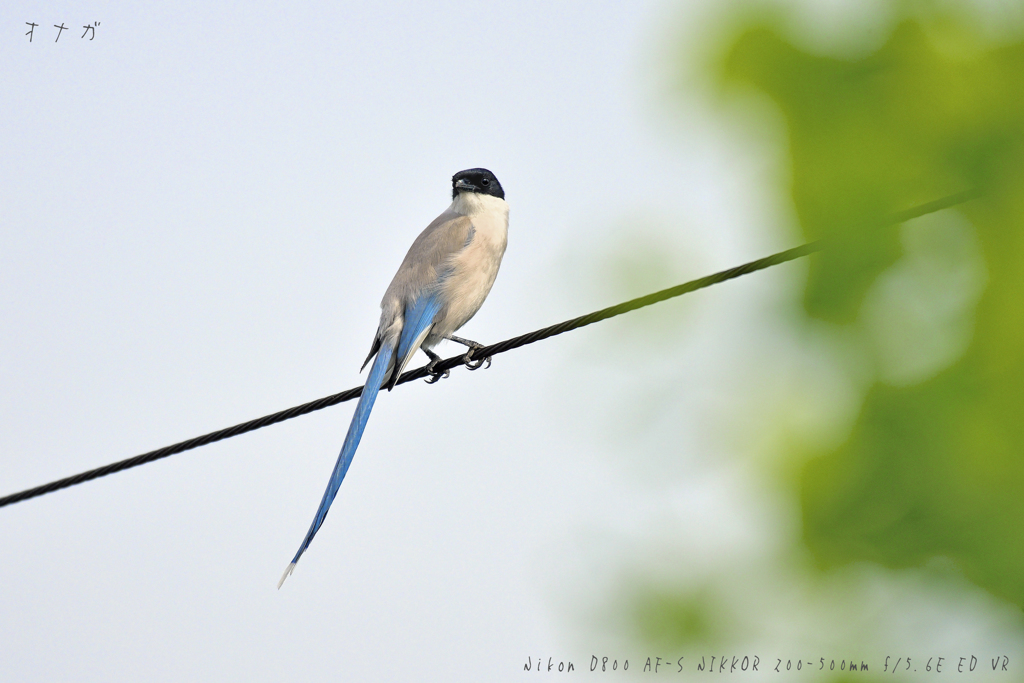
[463,350,492,371]
[424,360,450,384]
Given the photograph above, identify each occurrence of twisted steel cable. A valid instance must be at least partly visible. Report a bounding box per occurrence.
[0,189,979,509]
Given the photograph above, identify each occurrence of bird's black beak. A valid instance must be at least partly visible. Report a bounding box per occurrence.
[454,178,477,193]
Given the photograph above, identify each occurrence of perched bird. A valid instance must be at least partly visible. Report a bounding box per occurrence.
[279,168,509,587]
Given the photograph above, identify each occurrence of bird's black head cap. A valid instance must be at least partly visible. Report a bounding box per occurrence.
[452,168,504,200]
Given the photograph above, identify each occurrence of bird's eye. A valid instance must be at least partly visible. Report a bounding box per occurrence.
[481,178,490,185]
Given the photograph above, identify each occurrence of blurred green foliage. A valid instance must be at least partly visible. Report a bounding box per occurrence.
[630,586,720,646]
[720,9,1024,607]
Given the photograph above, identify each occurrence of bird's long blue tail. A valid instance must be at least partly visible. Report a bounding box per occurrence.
[278,341,395,588]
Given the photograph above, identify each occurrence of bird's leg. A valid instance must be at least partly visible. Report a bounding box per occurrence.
[423,349,450,384]
[445,334,492,371]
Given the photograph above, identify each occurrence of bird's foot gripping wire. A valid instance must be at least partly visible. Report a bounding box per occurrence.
[463,350,491,371]
[447,335,492,371]
[423,349,450,384]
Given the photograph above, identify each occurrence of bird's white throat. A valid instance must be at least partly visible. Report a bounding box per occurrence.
[451,191,509,218]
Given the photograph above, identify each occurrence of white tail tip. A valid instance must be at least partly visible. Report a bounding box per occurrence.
[278,562,296,589]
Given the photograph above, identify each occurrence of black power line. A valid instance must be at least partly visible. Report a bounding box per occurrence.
[0,189,979,509]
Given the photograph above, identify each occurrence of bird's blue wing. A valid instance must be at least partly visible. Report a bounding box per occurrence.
[387,291,444,390]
